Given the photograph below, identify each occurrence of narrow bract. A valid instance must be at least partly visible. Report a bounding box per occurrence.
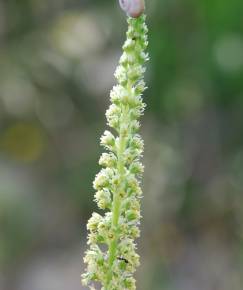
[82,14,148,290]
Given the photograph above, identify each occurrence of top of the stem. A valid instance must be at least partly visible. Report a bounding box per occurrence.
[119,0,145,18]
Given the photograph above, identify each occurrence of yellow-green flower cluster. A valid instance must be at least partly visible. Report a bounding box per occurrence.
[82,14,148,290]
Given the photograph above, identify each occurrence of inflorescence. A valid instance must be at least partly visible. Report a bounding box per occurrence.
[82,14,148,290]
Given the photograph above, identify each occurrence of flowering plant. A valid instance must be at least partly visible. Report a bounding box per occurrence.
[82,3,148,289]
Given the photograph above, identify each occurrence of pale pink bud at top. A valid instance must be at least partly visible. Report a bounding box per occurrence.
[119,0,145,18]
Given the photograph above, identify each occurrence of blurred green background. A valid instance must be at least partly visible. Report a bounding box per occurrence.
[0,0,243,289]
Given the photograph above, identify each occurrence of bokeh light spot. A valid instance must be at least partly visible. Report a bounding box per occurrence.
[50,12,105,59]
[1,123,46,163]
[214,35,243,73]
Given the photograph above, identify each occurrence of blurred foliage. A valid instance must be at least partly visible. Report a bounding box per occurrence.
[0,0,243,289]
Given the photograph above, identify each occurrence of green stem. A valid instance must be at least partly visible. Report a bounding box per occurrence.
[105,106,127,289]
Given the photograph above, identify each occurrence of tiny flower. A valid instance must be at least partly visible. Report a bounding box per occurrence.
[106,104,121,129]
[130,134,144,152]
[127,64,145,82]
[124,276,136,289]
[100,130,115,149]
[97,212,113,242]
[87,213,103,232]
[123,38,136,51]
[129,161,144,175]
[126,175,142,196]
[134,80,146,94]
[93,168,114,190]
[130,120,140,133]
[94,189,112,209]
[125,209,141,221]
[99,152,117,168]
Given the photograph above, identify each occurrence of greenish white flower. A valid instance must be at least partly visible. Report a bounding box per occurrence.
[82,14,148,290]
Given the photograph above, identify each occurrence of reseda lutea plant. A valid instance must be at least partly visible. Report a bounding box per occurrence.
[82,2,148,289]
